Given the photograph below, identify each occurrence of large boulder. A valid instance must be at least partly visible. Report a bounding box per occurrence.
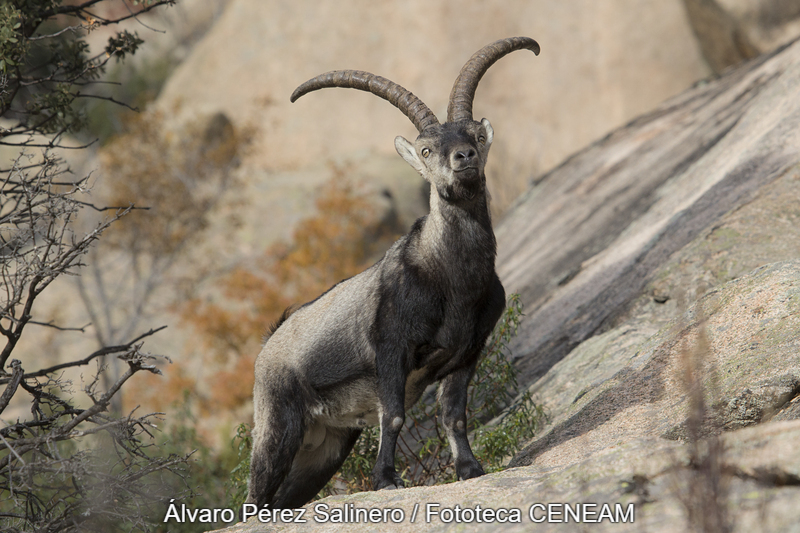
[155,0,710,217]
[683,0,800,72]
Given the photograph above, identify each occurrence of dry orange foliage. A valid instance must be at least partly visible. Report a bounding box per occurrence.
[96,109,247,416]
[132,173,399,418]
[100,110,242,257]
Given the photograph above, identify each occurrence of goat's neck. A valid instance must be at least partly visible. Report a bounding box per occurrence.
[417,186,496,281]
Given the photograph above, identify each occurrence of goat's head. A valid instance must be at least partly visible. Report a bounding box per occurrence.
[290,37,540,204]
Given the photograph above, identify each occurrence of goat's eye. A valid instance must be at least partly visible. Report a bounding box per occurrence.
[478,136,486,145]
[421,148,430,158]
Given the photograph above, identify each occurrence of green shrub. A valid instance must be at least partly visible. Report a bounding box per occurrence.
[151,401,240,533]
[227,423,253,510]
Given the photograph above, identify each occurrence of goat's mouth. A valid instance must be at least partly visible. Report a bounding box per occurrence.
[454,167,480,181]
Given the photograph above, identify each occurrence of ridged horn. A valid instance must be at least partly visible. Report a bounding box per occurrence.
[290,70,440,132]
[447,37,540,123]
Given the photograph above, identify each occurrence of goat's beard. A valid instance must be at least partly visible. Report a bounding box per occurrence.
[455,169,483,200]
[440,170,483,203]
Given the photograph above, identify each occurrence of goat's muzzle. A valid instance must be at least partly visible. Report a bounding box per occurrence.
[451,147,478,169]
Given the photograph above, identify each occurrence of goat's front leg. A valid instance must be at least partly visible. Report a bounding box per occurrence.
[372,344,407,490]
[440,362,485,481]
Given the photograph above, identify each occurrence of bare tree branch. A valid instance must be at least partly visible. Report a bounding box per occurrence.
[72,91,140,112]
[24,320,90,332]
[0,360,23,413]
[0,2,193,529]
[0,326,167,384]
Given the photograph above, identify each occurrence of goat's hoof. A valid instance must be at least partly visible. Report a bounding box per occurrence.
[374,473,405,491]
[457,462,485,481]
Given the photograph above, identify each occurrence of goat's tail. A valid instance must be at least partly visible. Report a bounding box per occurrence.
[262,305,297,343]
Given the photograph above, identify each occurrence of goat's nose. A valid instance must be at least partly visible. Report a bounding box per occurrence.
[452,148,476,165]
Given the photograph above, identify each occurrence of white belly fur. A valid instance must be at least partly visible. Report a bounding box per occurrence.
[300,365,437,452]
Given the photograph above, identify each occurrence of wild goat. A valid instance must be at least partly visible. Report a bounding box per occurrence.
[247,36,540,509]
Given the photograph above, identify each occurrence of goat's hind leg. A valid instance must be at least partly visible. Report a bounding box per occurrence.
[271,425,362,508]
[247,376,308,509]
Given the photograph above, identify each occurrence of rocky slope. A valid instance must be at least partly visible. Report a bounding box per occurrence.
[218,36,800,533]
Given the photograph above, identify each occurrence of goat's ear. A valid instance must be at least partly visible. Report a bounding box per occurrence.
[480,118,494,150]
[395,136,425,176]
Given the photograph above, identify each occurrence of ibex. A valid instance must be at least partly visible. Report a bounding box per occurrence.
[247,37,540,510]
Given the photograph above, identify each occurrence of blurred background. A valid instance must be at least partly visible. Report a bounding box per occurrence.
[3,0,800,530]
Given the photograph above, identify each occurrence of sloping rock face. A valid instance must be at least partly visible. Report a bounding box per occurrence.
[511,260,800,468]
[215,35,800,533]
[501,36,800,529]
[497,37,800,387]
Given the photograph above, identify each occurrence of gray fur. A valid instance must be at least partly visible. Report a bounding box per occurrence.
[247,37,539,509]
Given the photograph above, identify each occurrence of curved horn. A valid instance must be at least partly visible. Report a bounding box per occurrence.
[447,37,540,123]
[291,70,439,132]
